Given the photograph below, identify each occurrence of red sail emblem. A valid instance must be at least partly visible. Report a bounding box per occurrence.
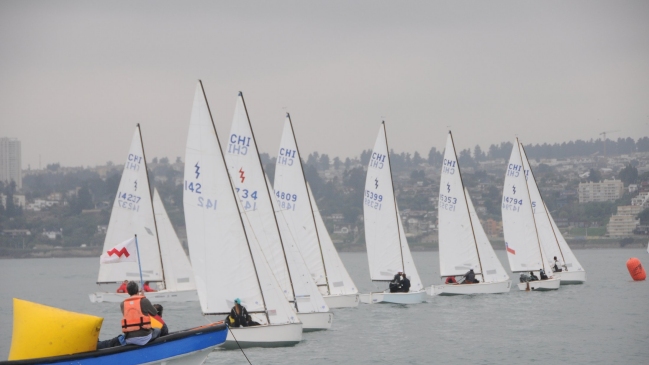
[106,247,131,258]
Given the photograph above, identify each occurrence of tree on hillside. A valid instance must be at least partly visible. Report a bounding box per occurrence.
[619,164,638,186]
[428,147,442,166]
[588,169,602,183]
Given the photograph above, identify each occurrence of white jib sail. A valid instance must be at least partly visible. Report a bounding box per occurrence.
[98,126,163,284]
[519,144,584,273]
[183,82,266,318]
[466,189,509,283]
[152,189,196,292]
[224,93,294,302]
[273,115,357,296]
[438,132,482,278]
[364,122,422,287]
[309,184,359,296]
[268,178,329,314]
[502,140,555,275]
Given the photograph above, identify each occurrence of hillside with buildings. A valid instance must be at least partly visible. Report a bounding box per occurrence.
[2,136,649,257]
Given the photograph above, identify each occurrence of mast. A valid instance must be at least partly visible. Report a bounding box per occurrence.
[382,121,405,272]
[515,139,546,272]
[287,113,330,294]
[202,83,269,323]
[448,131,484,281]
[520,143,567,264]
[238,92,298,309]
[138,123,166,287]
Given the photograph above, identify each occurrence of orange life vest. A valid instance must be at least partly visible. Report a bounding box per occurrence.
[121,295,151,333]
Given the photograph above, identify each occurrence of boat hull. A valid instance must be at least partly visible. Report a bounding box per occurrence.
[553,270,586,284]
[89,289,198,303]
[323,293,359,308]
[297,312,333,331]
[432,280,512,295]
[359,290,426,304]
[517,277,561,291]
[222,323,303,349]
[0,323,226,365]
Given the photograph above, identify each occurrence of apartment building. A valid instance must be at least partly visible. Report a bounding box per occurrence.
[578,179,624,203]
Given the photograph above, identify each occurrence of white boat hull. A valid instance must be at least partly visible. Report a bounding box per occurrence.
[297,311,333,331]
[323,293,360,308]
[359,290,426,304]
[223,323,303,349]
[432,280,512,295]
[89,289,198,303]
[554,270,586,284]
[517,277,560,291]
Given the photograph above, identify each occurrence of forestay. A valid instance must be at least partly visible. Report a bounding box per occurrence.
[519,145,584,273]
[364,122,422,288]
[438,132,482,278]
[502,140,553,274]
[225,94,294,302]
[98,126,163,284]
[152,189,196,292]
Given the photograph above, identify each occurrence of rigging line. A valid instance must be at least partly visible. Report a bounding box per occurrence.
[382,121,406,272]
[227,326,253,365]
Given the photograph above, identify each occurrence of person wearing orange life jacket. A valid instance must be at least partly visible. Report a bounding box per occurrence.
[97,281,160,349]
[120,281,160,345]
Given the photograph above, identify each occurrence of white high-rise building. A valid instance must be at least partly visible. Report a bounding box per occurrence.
[0,138,22,189]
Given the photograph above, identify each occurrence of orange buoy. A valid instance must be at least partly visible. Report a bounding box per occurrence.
[626,258,646,281]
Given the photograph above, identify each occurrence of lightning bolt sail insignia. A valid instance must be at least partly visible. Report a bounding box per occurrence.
[134,180,137,191]
[194,162,200,179]
[447,183,451,193]
[375,178,379,189]
[239,168,245,183]
[512,185,516,194]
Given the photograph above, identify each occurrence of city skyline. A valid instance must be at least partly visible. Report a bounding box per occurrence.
[1,1,648,169]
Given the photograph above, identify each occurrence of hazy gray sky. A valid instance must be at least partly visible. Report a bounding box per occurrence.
[1,1,648,168]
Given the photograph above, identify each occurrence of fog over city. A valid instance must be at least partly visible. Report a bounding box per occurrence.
[1,1,648,169]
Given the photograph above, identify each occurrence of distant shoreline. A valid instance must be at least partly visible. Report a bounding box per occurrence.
[2,240,646,259]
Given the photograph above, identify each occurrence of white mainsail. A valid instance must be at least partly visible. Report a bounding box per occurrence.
[224,93,330,318]
[364,122,422,290]
[152,189,196,292]
[438,132,482,278]
[183,82,297,325]
[272,115,357,297]
[502,140,554,275]
[224,94,294,302]
[519,144,584,273]
[438,132,508,283]
[97,126,163,284]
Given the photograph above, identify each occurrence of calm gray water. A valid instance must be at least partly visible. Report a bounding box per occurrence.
[1,249,648,364]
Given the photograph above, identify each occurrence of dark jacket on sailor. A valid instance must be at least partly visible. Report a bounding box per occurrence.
[230,304,249,327]
[464,269,476,283]
[120,296,158,339]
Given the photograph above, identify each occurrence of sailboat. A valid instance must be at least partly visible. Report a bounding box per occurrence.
[224,94,332,331]
[519,143,586,284]
[183,81,302,348]
[502,139,560,291]
[360,122,426,304]
[90,126,198,303]
[432,131,511,295]
[272,114,360,308]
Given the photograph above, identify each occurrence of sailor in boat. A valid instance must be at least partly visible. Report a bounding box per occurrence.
[116,280,128,293]
[462,269,479,284]
[539,268,549,280]
[552,256,564,272]
[227,298,250,327]
[142,281,157,292]
[97,281,161,349]
[153,304,169,336]
[528,271,539,281]
[445,276,458,284]
[389,272,411,293]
